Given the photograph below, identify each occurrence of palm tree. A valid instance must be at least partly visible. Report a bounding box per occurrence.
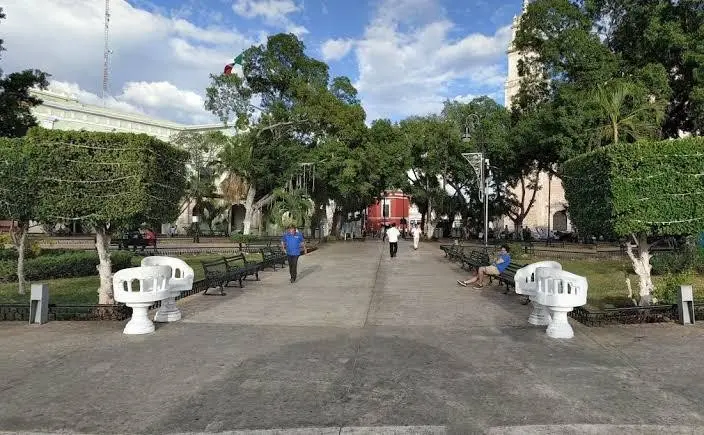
[592,81,666,146]
[268,188,313,229]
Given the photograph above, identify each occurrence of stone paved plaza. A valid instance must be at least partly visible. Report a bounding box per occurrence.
[2,240,704,434]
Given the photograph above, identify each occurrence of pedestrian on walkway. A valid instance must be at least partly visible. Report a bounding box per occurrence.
[281,224,307,283]
[457,245,511,289]
[411,224,422,250]
[386,222,401,257]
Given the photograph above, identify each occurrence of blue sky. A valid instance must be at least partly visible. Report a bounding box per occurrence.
[1,0,523,124]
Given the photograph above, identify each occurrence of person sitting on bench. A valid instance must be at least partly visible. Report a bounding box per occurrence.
[457,245,511,289]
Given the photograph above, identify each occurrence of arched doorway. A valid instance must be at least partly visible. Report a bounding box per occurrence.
[231,204,246,234]
[553,210,568,232]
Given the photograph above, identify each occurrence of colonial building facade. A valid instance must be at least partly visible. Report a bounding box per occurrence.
[504,1,572,237]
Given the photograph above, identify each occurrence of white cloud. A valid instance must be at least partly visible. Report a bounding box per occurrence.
[47,80,215,125]
[352,0,511,121]
[1,0,253,124]
[232,0,308,36]
[48,81,144,116]
[321,39,354,62]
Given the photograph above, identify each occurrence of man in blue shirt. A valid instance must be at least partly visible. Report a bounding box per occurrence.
[281,224,307,283]
[457,244,511,289]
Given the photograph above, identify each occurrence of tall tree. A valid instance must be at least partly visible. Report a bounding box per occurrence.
[26,129,187,304]
[516,0,702,137]
[0,138,36,294]
[171,131,226,235]
[563,136,704,305]
[206,33,367,235]
[0,7,50,137]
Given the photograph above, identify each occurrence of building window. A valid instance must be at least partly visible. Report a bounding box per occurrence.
[383,203,390,218]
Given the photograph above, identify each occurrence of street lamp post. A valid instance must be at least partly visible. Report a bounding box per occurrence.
[462,114,490,249]
[192,215,200,243]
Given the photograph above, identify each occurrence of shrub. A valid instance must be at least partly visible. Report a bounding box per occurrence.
[0,250,134,283]
[653,270,695,304]
[0,248,17,261]
[506,243,529,261]
[230,233,260,244]
[651,246,704,275]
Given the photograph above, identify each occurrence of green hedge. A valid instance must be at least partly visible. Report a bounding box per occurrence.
[562,137,704,239]
[0,251,133,283]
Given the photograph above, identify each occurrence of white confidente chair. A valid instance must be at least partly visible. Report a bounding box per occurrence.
[113,265,171,335]
[515,261,562,326]
[534,267,588,339]
[141,256,194,322]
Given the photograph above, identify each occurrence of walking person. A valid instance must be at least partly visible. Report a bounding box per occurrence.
[281,224,307,283]
[386,222,401,258]
[411,224,422,250]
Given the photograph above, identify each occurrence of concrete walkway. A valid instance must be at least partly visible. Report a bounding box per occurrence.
[1,240,704,434]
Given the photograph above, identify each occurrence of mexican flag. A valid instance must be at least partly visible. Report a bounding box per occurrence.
[224,53,244,75]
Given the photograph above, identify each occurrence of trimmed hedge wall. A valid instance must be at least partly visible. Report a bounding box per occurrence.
[0,251,133,283]
[562,137,704,239]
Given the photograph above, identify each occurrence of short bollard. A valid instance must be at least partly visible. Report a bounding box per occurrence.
[678,285,695,325]
[29,283,49,325]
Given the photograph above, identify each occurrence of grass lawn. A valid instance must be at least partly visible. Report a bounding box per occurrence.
[533,256,704,308]
[0,253,261,305]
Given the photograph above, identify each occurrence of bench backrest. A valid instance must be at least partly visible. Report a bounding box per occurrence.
[202,259,228,276]
[470,251,489,263]
[501,262,523,277]
[224,253,247,268]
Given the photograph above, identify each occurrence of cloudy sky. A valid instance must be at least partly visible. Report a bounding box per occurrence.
[0,0,521,125]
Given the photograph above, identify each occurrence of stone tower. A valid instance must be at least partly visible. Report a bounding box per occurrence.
[503,0,572,238]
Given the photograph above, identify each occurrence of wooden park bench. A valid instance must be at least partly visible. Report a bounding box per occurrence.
[439,243,455,257]
[260,246,287,270]
[111,234,157,254]
[448,245,466,262]
[495,262,525,295]
[461,250,490,271]
[224,253,263,281]
[202,258,247,296]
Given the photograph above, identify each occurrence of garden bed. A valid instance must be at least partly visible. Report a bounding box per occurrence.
[0,253,258,306]
[570,302,704,327]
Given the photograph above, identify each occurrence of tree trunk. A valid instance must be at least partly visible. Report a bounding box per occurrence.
[242,183,256,235]
[625,232,654,306]
[331,209,343,237]
[612,119,619,145]
[95,225,114,305]
[13,223,28,295]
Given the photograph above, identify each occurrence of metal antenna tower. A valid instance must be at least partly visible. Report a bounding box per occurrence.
[102,0,111,104]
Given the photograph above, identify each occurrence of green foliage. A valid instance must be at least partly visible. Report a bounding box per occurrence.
[651,251,694,276]
[0,251,133,283]
[206,33,368,216]
[653,270,696,304]
[563,136,704,239]
[516,0,704,140]
[591,80,666,145]
[0,138,37,224]
[0,70,50,138]
[230,233,259,244]
[23,128,188,229]
[171,131,226,219]
[268,188,312,228]
[507,242,529,260]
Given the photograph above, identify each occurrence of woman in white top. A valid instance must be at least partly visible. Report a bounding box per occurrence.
[411,225,422,250]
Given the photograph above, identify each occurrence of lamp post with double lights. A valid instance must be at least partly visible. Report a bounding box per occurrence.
[461,113,490,249]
